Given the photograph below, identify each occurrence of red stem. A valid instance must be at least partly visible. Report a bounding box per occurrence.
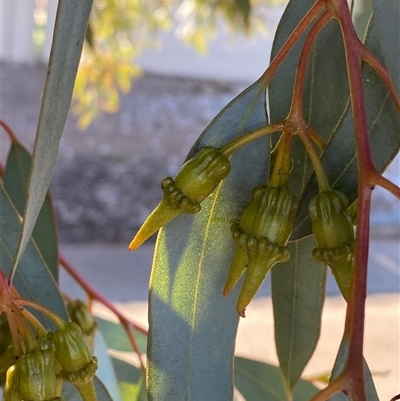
[290,10,332,117]
[310,376,345,401]
[0,119,17,142]
[59,255,147,370]
[371,173,400,200]
[330,0,376,399]
[261,0,326,87]
[362,48,400,112]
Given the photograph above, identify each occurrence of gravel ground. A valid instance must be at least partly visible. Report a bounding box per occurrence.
[1,62,398,243]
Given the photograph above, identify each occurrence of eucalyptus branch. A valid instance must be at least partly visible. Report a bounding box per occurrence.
[297,129,330,192]
[310,376,344,401]
[13,298,66,329]
[260,0,326,88]
[371,173,400,200]
[290,10,331,117]
[221,122,285,156]
[362,48,400,112]
[0,119,18,142]
[327,0,380,399]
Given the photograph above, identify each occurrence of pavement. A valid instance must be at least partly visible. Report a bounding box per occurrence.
[59,239,400,400]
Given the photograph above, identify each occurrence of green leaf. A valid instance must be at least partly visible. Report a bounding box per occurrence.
[292,14,400,239]
[234,356,319,401]
[94,331,124,401]
[62,376,114,401]
[11,0,93,273]
[268,0,352,240]
[95,317,147,354]
[373,0,400,93]
[328,339,379,400]
[4,140,59,281]
[271,236,326,393]
[111,357,147,401]
[0,184,68,325]
[268,0,342,392]
[147,79,269,401]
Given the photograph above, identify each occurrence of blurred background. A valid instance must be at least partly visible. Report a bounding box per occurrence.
[0,0,399,397]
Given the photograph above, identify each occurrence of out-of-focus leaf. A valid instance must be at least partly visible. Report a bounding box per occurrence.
[147,79,269,401]
[292,15,400,239]
[12,0,93,274]
[111,357,147,401]
[373,0,400,93]
[0,184,68,326]
[234,356,319,400]
[328,340,379,400]
[94,331,123,401]
[4,140,59,281]
[95,317,147,354]
[271,236,326,393]
[62,376,114,401]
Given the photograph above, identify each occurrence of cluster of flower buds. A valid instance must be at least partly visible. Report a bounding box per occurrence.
[129,146,231,250]
[308,189,355,300]
[224,185,298,316]
[129,140,357,315]
[3,322,98,401]
[0,271,98,401]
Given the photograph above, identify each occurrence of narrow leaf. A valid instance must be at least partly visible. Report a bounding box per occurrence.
[112,357,147,401]
[0,184,68,325]
[372,0,400,93]
[4,140,59,281]
[62,376,114,401]
[328,340,379,400]
[148,79,269,401]
[11,0,93,274]
[94,331,124,401]
[271,236,326,392]
[95,317,147,354]
[234,356,318,401]
[292,15,400,239]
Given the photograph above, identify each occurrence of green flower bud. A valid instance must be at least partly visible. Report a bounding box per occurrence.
[52,322,97,385]
[308,190,355,300]
[67,299,97,350]
[129,146,231,250]
[13,345,60,401]
[224,185,298,316]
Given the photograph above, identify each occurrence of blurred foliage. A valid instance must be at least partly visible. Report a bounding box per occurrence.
[72,0,285,129]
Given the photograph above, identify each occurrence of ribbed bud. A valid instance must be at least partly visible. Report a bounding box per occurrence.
[308,190,355,300]
[8,345,60,401]
[129,146,231,250]
[224,185,298,316]
[51,322,97,385]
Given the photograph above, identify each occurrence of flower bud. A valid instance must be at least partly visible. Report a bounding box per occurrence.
[129,146,231,250]
[224,185,298,316]
[67,299,97,350]
[51,322,97,385]
[308,190,355,300]
[8,345,60,401]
